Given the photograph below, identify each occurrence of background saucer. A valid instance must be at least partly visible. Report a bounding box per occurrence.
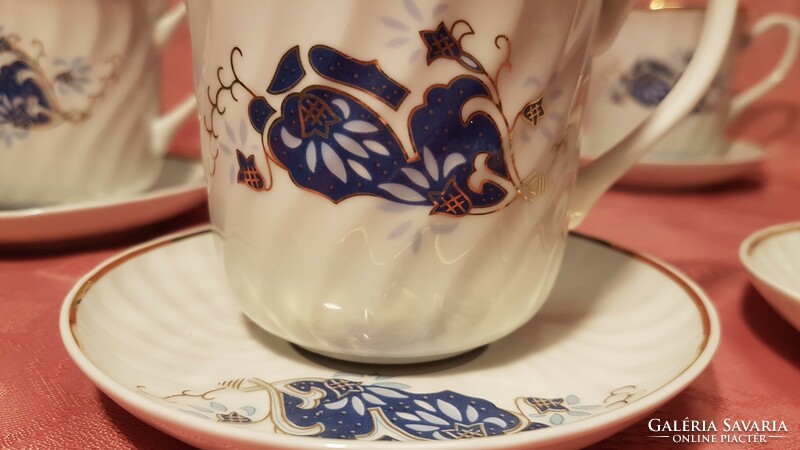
[740,222,800,331]
[0,157,206,245]
[61,227,719,450]
[581,140,765,190]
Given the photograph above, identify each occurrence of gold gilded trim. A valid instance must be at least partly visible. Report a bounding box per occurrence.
[65,227,720,446]
[648,0,691,10]
[69,227,716,364]
[575,234,715,361]
[642,0,746,14]
[744,222,800,255]
[740,222,800,301]
[67,227,211,350]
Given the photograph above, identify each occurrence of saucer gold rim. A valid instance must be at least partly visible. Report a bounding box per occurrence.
[580,140,765,189]
[60,225,720,450]
[739,221,800,330]
[0,157,206,244]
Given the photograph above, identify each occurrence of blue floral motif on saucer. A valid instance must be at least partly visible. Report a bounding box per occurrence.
[141,375,637,442]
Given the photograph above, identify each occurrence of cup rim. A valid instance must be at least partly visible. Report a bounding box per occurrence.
[634,0,747,16]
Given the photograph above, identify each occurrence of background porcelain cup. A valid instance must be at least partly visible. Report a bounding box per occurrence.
[187,0,737,363]
[0,0,196,207]
[582,6,800,162]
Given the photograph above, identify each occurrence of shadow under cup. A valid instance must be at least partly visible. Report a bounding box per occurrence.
[0,0,179,207]
[189,0,611,363]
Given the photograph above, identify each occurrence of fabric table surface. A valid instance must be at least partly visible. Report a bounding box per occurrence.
[1,1,799,449]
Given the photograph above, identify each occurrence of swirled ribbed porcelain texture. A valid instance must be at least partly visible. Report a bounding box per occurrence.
[740,223,800,331]
[60,229,718,449]
[0,0,168,206]
[189,0,599,362]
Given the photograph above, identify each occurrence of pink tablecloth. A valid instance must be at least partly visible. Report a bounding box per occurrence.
[1,1,799,448]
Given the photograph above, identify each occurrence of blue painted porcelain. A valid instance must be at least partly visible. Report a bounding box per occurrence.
[206,19,547,218]
[0,26,114,147]
[141,375,633,442]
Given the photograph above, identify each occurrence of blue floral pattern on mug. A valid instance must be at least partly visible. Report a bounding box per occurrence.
[611,50,720,112]
[204,13,552,217]
[0,26,119,147]
[139,375,640,442]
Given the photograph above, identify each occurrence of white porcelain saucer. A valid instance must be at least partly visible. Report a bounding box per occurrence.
[581,140,765,190]
[0,157,206,245]
[60,226,719,450]
[740,222,800,331]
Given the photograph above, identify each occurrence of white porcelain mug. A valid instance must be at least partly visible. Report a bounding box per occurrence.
[187,0,737,363]
[0,0,196,207]
[583,6,800,162]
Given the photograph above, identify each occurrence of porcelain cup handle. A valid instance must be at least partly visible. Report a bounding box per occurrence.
[152,3,198,158]
[569,0,739,228]
[593,0,634,56]
[728,13,800,122]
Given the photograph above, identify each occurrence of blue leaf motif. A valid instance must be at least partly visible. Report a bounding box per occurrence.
[364,140,390,156]
[437,399,462,422]
[267,45,306,95]
[414,400,436,412]
[280,127,302,149]
[408,424,440,432]
[485,417,508,428]
[347,159,372,181]
[321,143,347,182]
[268,86,412,204]
[412,231,422,253]
[261,52,513,216]
[417,410,450,426]
[409,48,423,63]
[352,397,366,415]
[331,99,351,119]
[407,76,511,211]
[442,153,466,177]
[459,55,483,73]
[344,121,379,134]
[397,412,421,422]
[378,183,427,203]
[380,17,410,30]
[309,45,409,110]
[422,146,439,181]
[362,393,386,406]
[210,402,227,412]
[325,398,349,410]
[306,142,318,172]
[239,118,248,145]
[278,383,529,441]
[334,133,369,158]
[401,168,430,189]
[466,405,479,423]
[403,0,423,21]
[367,385,411,395]
[387,37,411,47]
[0,60,57,129]
[189,405,214,413]
[225,122,236,142]
[249,97,275,134]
